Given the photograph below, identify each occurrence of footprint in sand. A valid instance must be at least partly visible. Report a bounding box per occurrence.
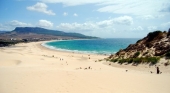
[15,60,22,65]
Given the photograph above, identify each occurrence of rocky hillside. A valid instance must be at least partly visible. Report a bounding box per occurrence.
[12,27,97,39]
[0,27,98,40]
[0,27,98,47]
[108,29,170,65]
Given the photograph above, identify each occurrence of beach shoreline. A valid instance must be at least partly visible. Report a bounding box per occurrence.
[41,39,112,56]
[41,38,136,55]
[40,40,170,74]
[0,41,170,93]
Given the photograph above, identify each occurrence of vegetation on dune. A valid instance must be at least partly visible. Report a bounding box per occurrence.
[109,57,160,65]
[165,52,170,59]
[133,51,140,58]
[0,39,29,47]
[110,58,119,62]
[146,31,165,42]
[0,40,20,47]
[107,29,170,66]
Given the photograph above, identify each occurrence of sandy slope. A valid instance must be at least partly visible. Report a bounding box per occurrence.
[0,41,170,93]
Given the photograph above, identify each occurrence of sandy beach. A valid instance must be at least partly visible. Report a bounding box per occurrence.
[0,41,170,93]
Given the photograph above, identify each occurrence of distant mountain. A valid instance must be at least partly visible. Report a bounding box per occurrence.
[11,27,97,39]
[0,27,98,40]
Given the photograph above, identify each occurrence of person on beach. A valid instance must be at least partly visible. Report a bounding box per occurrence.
[156,67,160,74]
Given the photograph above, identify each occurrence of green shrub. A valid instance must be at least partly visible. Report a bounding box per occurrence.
[98,59,103,62]
[110,59,115,62]
[140,57,149,63]
[133,58,141,64]
[127,58,133,64]
[147,57,160,65]
[108,56,160,65]
[147,31,163,42]
[165,52,170,59]
[118,59,125,64]
[114,58,118,62]
[110,58,118,62]
[133,52,140,58]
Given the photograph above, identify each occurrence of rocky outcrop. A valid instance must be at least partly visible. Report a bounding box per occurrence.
[168,28,170,37]
[109,30,170,59]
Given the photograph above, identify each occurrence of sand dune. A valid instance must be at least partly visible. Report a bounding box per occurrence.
[0,41,170,93]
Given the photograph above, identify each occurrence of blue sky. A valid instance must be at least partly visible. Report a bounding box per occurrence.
[0,0,170,38]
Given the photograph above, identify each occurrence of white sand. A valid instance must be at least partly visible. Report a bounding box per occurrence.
[0,41,170,93]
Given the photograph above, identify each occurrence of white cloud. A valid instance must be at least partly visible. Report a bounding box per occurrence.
[37,20,53,28]
[97,19,113,27]
[131,26,143,31]
[63,12,68,16]
[159,2,170,12]
[112,16,133,25]
[56,16,133,33]
[0,24,9,30]
[56,21,116,37]
[41,0,105,6]
[73,13,78,17]
[141,15,155,20]
[56,16,134,37]
[148,26,157,31]
[56,22,97,32]
[98,0,169,15]
[27,2,55,15]
[161,21,170,29]
[0,20,32,30]
[96,16,133,27]
[41,0,169,15]
[8,20,31,27]
[138,14,165,20]
[0,20,54,31]
[161,22,170,27]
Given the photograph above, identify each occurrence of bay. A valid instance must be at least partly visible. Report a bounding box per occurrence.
[43,38,139,55]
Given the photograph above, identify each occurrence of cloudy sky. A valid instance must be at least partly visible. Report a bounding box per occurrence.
[0,0,170,38]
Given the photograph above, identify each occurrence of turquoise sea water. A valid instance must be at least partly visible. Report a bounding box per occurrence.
[43,38,139,55]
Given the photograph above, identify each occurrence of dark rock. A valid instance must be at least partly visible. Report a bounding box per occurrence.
[168,28,170,36]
